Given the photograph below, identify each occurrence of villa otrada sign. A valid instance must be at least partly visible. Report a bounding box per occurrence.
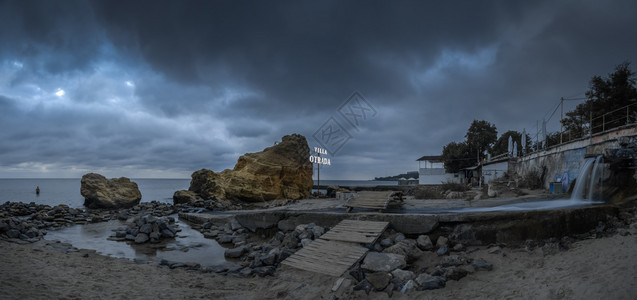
[309,147,331,165]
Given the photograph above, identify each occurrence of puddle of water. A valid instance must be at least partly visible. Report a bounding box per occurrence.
[44,215,227,266]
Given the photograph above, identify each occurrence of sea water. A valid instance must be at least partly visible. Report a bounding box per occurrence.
[0,178,190,208]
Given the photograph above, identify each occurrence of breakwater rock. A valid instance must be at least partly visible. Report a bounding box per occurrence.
[185,134,313,203]
[109,214,178,244]
[81,173,142,209]
[0,201,177,243]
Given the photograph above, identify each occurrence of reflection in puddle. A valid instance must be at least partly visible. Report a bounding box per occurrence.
[44,215,226,266]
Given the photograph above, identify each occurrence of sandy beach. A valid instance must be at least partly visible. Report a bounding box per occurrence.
[2,218,636,300]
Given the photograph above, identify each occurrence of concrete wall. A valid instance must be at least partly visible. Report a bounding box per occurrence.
[515,125,637,189]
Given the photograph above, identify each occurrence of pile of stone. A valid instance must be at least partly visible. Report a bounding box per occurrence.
[109,214,178,244]
[0,201,179,243]
[0,216,44,242]
[345,232,493,296]
[0,202,114,242]
[195,218,326,277]
[121,201,177,218]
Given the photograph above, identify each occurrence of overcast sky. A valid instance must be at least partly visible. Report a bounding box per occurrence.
[1,0,636,179]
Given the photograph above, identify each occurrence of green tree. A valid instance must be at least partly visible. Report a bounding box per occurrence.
[465,120,498,161]
[441,141,473,173]
[562,62,637,136]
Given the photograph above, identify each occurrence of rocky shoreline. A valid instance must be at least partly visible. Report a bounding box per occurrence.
[2,198,637,297]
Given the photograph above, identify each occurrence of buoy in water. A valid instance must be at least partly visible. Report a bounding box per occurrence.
[36,186,40,195]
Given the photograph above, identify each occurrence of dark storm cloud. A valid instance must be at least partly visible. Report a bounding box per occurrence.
[1,0,637,178]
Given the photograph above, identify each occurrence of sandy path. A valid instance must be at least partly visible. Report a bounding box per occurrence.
[1,230,636,299]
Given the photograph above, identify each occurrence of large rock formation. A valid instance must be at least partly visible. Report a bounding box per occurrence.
[188,134,313,202]
[80,173,142,209]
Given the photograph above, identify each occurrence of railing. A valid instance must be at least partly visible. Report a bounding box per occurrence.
[522,101,637,156]
[590,102,637,134]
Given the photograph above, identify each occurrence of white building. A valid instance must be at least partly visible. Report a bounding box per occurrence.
[417,155,460,185]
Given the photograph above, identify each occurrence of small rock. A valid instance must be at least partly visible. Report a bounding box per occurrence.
[353,280,372,295]
[365,272,391,291]
[349,264,365,282]
[260,253,277,266]
[160,229,175,238]
[444,267,468,281]
[134,233,149,244]
[384,282,395,297]
[391,269,415,282]
[416,235,433,251]
[361,252,406,273]
[218,235,235,244]
[300,238,312,247]
[452,243,464,252]
[6,229,21,239]
[472,258,493,271]
[311,226,325,238]
[294,224,307,233]
[169,263,185,269]
[436,245,449,256]
[487,246,501,254]
[224,246,246,258]
[253,266,276,277]
[139,223,152,234]
[400,280,416,294]
[441,254,465,267]
[380,238,393,248]
[149,232,161,243]
[415,274,446,290]
[238,267,253,277]
[436,236,448,248]
[203,231,219,238]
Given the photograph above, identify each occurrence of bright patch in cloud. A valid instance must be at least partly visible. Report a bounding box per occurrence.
[55,89,65,97]
[125,81,134,87]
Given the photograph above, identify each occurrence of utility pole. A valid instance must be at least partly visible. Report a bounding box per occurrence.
[560,97,564,144]
[536,120,539,152]
[317,152,320,196]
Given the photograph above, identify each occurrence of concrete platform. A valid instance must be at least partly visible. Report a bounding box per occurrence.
[179,204,620,246]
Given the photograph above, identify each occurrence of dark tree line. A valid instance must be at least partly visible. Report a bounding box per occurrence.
[440,62,636,173]
[562,62,637,139]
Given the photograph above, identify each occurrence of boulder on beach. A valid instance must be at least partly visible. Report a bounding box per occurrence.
[188,133,313,202]
[80,173,142,209]
[173,190,199,204]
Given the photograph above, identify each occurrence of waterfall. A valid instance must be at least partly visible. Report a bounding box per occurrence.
[588,156,604,202]
[571,155,604,202]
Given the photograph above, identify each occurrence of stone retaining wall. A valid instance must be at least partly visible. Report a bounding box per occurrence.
[180,204,619,246]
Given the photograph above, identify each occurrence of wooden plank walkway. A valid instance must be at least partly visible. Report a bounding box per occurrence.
[319,219,389,244]
[280,239,369,276]
[345,191,394,212]
[281,220,389,276]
